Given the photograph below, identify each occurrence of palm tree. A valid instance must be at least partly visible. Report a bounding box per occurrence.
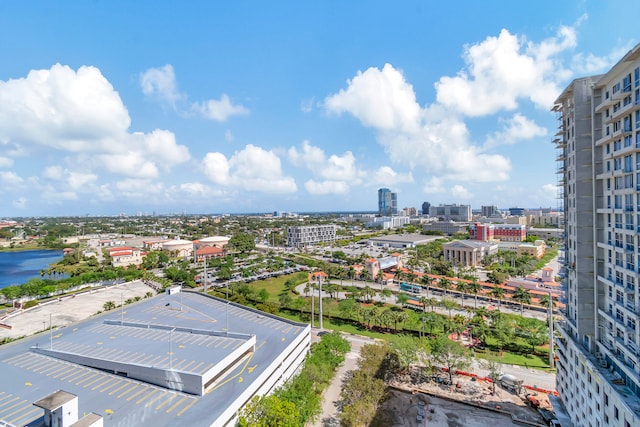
[419,296,429,313]
[511,286,532,316]
[539,293,556,309]
[468,279,481,309]
[103,300,116,311]
[489,286,505,310]
[347,266,356,286]
[396,292,409,308]
[456,281,468,306]
[420,275,431,297]
[441,297,457,318]
[438,277,452,297]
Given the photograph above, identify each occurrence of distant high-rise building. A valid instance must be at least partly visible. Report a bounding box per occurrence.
[378,188,397,216]
[421,201,431,215]
[508,207,525,216]
[481,205,498,217]
[429,204,472,221]
[554,44,640,427]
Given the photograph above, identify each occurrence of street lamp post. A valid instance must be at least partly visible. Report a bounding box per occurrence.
[310,280,314,328]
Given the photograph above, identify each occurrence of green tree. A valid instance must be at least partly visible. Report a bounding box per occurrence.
[438,277,452,296]
[468,279,481,309]
[511,286,532,316]
[456,281,468,306]
[228,233,256,254]
[238,394,300,427]
[441,297,457,318]
[430,337,471,385]
[539,293,556,309]
[489,286,506,310]
[389,334,423,372]
[396,292,409,308]
[103,300,116,311]
[480,352,503,395]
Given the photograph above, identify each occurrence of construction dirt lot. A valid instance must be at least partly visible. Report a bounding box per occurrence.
[374,367,551,427]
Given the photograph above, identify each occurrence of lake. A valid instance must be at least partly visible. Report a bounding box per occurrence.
[0,249,63,289]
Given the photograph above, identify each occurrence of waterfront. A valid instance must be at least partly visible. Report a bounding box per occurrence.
[0,250,63,288]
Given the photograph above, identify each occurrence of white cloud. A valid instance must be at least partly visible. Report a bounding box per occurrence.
[324,64,512,184]
[325,63,421,132]
[571,43,636,74]
[193,94,248,122]
[0,64,130,152]
[140,64,182,105]
[224,130,233,142]
[202,144,297,193]
[141,65,248,122]
[136,129,190,169]
[12,197,26,209]
[423,176,445,194]
[0,171,23,186]
[370,166,414,186]
[0,64,190,191]
[304,180,349,195]
[435,27,575,116]
[542,183,557,195]
[451,184,473,199]
[115,178,164,198]
[301,97,315,113]
[483,113,547,149]
[0,156,13,168]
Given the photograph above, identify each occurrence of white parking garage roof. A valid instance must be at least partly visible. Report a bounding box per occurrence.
[0,291,310,426]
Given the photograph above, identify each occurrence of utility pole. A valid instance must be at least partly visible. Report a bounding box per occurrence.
[318,274,323,330]
[311,279,314,328]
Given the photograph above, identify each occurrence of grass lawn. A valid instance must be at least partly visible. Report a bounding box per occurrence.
[249,272,307,303]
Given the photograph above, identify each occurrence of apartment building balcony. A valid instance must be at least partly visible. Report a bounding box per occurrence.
[627,341,639,357]
[595,95,617,113]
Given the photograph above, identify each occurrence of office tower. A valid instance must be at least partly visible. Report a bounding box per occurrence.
[422,201,431,215]
[555,45,640,427]
[481,205,498,217]
[378,188,397,216]
[428,204,472,221]
[287,224,336,248]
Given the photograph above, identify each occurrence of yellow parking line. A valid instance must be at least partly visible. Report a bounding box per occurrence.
[82,374,106,388]
[3,402,35,421]
[10,406,41,425]
[155,394,177,410]
[135,389,158,404]
[176,398,198,416]
[108,382,130,396]
[126,386,149,401]
[45,365,69,377]
[144,392,165,408]
[93,377,119,392]
[0,394,14,404]
[180,360,196,371]
[223,340,234,349]
[117,384,140,399]
[97,378,122,393]
[0,399,26,416]
[75,372,100,385]
[31,362,57,374]
[59,368,89,381]
[165,396,187,413]
[192,362,204,372]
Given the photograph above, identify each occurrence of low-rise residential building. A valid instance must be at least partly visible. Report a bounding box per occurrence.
[195,246,226,261]
[108,246,143,268]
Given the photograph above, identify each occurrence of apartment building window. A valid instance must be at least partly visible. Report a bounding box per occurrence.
[614,406,619,420]
[624,74,632,92]
[614,121,621,132]
[625,135,633,147]
[615,139,622,151]
[624,94,632,106]
[637,89,640,105]
[613,82,621,94]
[614,158,622,171]
[624,115,632,132]
[615,176,622,189]
[636,67,640,87]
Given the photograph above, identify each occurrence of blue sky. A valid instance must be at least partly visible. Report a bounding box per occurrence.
[0,1,638,217]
